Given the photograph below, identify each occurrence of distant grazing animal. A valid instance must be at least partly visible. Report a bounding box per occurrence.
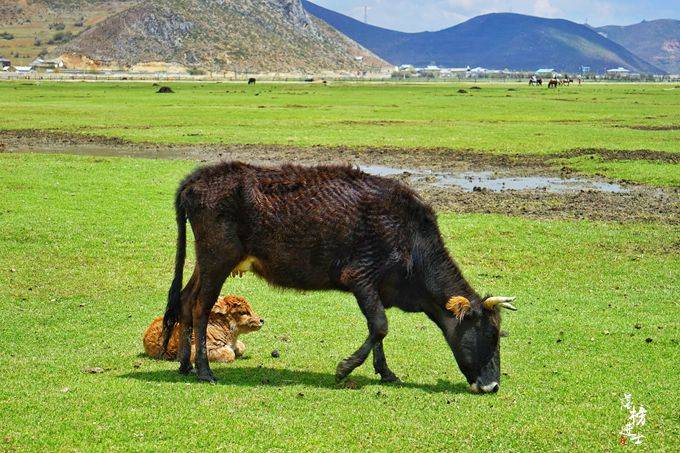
[146,295,263,363]
[163,162,518,392]
[304,77,314,82]
[548,79,558,88]
[529,77,542,86]
[248,78,256,85]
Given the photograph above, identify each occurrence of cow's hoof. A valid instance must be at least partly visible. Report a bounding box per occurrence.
[178,364,194,375]
[380,373,401,383]
[198,373,217,384]
[335,361,351,382]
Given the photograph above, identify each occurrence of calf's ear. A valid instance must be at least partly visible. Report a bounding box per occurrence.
[446,296,471,320]
[213,298,228,314]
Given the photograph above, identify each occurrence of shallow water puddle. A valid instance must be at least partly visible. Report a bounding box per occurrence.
[361,165,627,193]
[7,146,627,194]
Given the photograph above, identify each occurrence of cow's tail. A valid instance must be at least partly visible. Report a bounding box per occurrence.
[162,187,188,351]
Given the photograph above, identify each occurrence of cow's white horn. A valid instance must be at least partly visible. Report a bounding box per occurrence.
[499,302,518,311]
[483,296,517,310]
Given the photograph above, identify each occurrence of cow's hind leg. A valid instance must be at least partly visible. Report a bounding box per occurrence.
[177,272,197,374]
[336,284,389,382]
[373,342,400,383]
[192,232,243,383]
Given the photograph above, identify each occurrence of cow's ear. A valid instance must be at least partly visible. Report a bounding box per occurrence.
[446,296,471,320]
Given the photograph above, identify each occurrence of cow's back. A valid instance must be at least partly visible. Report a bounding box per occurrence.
[183,162,430,290]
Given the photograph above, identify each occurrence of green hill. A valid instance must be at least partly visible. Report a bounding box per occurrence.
[597,20,680,74]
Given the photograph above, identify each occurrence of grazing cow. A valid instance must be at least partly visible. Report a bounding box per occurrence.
[163,163,518,392]
[548,79,558,88]
[529,76,542,86]
[248,78,256,85]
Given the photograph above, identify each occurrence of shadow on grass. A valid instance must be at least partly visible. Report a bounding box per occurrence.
[121,365,469,394]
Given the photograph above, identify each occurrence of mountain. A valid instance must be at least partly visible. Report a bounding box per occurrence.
[0,1,133,65]
[302,2,664,74]
[596,20,680,74]
[53,0,387,73]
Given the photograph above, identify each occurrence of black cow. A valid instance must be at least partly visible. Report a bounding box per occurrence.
[248,78,256,85]
[163,162,518,392]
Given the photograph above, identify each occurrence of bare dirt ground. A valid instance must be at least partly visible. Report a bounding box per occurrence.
[1,130,678,224]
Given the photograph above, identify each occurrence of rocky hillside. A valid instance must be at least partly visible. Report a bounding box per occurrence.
[54,0,387,73]
[303,2,664,74]
[0,0,133,65]
[597,20,680,74]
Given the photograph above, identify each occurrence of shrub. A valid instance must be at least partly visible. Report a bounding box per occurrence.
[0,32,14,40]
[47,31,73,45]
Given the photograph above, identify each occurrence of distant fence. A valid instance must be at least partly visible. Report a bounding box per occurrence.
[1,72,678,83]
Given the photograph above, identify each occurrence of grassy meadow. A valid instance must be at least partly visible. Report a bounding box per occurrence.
[0,81,679,185]
[0,153,678,450]
[2,81,678,153]
[0,81,678,450]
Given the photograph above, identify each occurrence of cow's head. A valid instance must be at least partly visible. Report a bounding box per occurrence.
[445,296,517,394]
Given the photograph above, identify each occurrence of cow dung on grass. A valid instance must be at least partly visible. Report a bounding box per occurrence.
[157,86,174,94]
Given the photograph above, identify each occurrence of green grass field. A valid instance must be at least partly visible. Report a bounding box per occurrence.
[2,81,678,186]
[1,153,678,450]
[2,82,678,153]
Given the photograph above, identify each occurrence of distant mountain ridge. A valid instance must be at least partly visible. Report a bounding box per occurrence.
[302,1,664,74]
[55,0,388,73]
[596,20,680,73]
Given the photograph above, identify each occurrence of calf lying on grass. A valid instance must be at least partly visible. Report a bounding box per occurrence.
[144,295,264,363]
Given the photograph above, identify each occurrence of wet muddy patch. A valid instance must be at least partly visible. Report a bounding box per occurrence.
[361,165,627,193]
[1,129,677,224]
[625,124,680,131]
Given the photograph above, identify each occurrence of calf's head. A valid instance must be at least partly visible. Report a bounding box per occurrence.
[212,295,265,334]
[445,296,517,394]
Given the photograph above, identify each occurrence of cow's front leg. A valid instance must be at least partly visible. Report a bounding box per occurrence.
[336,284,388,382]
[233,340,246,358]
[373,341,400,383]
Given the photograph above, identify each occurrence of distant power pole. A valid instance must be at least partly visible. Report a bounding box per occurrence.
[362,5,371,24]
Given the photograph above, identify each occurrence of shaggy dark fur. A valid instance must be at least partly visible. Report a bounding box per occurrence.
[163,162,507,388]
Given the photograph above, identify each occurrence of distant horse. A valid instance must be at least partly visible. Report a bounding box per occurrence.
[248,78,256,85]
[548,79,558,88]
[529,77,542,86]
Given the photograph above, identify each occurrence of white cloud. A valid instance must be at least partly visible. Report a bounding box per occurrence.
[532,0,561,17]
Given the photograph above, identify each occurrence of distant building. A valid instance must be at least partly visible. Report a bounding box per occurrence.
[14,66,33,73]
[606,67,631,78]
[30,58,64,70]
[536,68,555,77]
[0,57,10,68]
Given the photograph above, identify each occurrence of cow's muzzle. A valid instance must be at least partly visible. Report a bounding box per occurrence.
[469,380,499,394]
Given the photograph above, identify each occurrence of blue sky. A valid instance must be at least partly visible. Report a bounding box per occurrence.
[310,0,680,32]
